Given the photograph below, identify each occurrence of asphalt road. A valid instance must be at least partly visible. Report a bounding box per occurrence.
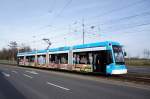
[0,64,150,99]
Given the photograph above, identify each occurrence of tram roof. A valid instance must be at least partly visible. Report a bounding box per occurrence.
[72,41,120,49]
[17,41,120,56]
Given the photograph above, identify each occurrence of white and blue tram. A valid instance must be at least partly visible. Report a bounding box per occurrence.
[17,41,127,74]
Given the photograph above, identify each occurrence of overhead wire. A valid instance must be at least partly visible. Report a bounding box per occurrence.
[31,0,146,38]
[88,0,147,19]
[25,20,150,48]
[55,0,72,17]
[22,0,149,48]
[31,0,72,38]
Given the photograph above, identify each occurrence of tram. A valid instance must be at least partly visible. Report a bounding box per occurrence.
[17,41,127,74]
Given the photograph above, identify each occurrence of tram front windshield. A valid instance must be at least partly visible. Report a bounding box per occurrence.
[113,45,125,65]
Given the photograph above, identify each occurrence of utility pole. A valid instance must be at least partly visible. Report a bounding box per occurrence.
[82,18,85,45]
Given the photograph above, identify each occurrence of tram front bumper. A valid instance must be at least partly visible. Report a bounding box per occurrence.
[111,69,127,74]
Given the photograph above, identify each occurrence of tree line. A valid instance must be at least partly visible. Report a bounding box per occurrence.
[0,41,31,61]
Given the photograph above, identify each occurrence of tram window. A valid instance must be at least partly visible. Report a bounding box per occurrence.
[73,50,113,65]
[60,56,67,64]
[80,56,88,64]
[18,57,24,61]
[73,52,90,64]
[93,50,113,65]
[89,53,93,65]
[55,55,59,64]
[107,50,113,64]
[93,54,97,65]
[49,54,55,63]
[38,55,46,64]
[26,56,35,62]
[49,53,68,64]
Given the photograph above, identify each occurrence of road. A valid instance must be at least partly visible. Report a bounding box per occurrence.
[0,64,150,99]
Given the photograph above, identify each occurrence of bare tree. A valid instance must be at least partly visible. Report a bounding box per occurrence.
[19,43,31,53]
[8,41,18,62]
[8,41,17,48]
[0,42,31,61]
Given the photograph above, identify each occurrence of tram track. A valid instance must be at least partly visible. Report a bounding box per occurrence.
[111,73,150,85]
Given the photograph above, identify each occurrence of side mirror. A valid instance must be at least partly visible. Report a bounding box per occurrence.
[124,52,127,56]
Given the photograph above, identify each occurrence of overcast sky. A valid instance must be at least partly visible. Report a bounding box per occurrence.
[0,0,150,57]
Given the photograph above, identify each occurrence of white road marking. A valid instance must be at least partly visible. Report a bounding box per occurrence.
[2,72,10,77]
[25,70,38,74]
[47,82,70,91]
[12,70,18,73]
[23,74,33,79]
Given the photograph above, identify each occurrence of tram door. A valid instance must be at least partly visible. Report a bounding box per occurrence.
[94,50,107,73]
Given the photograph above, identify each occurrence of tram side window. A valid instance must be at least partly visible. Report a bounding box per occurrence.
[73,52,92,64]
[92,50,113,66]
[73,50,113,65]
[49,54,55,63]
[26,56,35,62]
[60,55,68,64]
[49,53,68,64]
[107,50,113,65]
[38,55,46,64]
[18,56,24,62]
